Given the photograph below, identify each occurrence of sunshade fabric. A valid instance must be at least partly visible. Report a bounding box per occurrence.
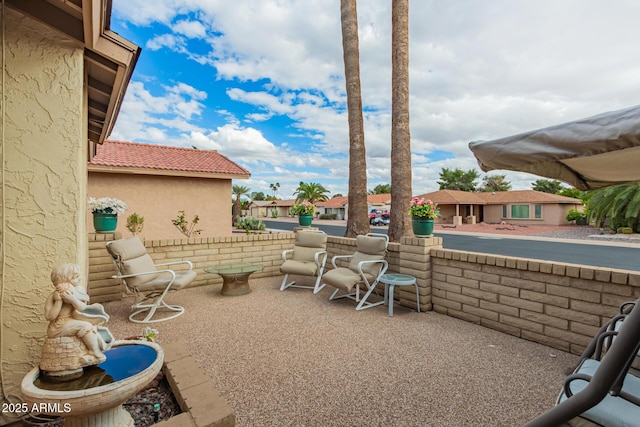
[468,105,640,190]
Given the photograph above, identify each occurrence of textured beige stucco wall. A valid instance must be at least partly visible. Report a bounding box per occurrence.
[1,9,87,402]
[88,172,233,239]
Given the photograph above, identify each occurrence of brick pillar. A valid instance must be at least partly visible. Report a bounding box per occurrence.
[88,232,122,303]
[397,236,443,312]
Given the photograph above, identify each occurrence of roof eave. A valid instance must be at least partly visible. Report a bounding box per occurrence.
[88,164,250,180]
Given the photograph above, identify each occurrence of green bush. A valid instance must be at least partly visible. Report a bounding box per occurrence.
[235,216,266,231]
[566,208,588,224]
[319,214,337,220]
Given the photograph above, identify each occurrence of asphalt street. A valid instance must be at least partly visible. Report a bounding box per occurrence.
[263,220,640,272]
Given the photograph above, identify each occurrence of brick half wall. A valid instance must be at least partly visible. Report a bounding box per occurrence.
[431,249,640,355]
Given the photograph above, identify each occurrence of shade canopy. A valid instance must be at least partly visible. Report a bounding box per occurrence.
[468,105,640,190]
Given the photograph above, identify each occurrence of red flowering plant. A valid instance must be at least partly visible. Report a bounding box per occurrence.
[408,197,440,219]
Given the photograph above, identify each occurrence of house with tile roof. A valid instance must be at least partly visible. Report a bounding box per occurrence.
[247,199,297,218]
[416,189,583,226]
[89,140,250,239]
[316,194,392,220]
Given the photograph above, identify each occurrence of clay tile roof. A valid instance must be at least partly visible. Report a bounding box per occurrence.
[367,194,392,204]
[90,140,250,177]
[318,196,348,208]
[415,189,582,205]
[416,190,486,204]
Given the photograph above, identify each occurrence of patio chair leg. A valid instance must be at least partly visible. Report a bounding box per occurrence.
[355,282,385,311]
[313,274,326,294]
[280,274,293,291]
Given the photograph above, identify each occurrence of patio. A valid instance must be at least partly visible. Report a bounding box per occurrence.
[105,276,578,426]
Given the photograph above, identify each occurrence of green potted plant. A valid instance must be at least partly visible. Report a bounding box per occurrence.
[88,197,127,233]
[126,212,144,236]
[409,197,440,237]
[292,202,315,227]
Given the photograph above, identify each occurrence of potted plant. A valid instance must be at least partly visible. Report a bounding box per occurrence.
[88,197,127,233]
[409,197,440,237]
[292,202,315,227]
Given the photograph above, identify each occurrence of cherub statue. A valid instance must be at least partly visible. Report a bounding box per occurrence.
[44,263,113,365]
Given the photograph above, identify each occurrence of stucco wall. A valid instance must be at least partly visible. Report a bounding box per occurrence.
[1,9,86,402]
[88,172,232,240]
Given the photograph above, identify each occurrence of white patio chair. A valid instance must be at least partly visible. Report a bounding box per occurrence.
[106,236,196,323]
[320,233,389,310]
[280,230,327,293]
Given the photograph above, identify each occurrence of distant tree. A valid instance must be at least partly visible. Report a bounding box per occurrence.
[587,182,640,231]
[438,168,479,192]
[269,182,280,199]
[369,184,391,194]
[232,184,250,225]
[557,187,584,200]
[251,191,266,201]
[480,174,511,192]
[332,193,344,198]
[532,179,564,194]
[341,0,370,238]
[293,182,330,205]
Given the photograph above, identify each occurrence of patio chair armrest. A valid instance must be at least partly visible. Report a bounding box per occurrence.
[356,259,388,277]
[563,372,593,398]
[314,250,328,267]
[155,260,193,270]
[331,254,353,269]
[620,301,636,315]
[112,269,176,281]
[282,249,294,262]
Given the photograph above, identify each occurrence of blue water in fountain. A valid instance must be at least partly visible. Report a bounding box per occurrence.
[35,344,157,391]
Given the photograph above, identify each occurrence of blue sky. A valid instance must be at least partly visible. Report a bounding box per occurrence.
[110,0,640,199]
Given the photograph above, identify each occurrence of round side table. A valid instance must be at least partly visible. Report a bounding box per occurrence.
[380,273,420,317]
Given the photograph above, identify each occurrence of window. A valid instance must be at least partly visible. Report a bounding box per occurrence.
[504,204,543,219]
[534,204,542,219]
[511,205,529,219]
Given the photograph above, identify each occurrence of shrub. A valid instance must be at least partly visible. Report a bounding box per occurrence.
[566,208,588,225]
[172,211,202,238]
[235,216,266,231]
[126,212,144,235]
[319,214,337,220]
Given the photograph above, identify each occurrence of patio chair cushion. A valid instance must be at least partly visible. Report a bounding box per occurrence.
[291,232,327,263]
[347,235,387,276]
[559,358,640,427]
[281,260,319,276]
[322,267,375,292]
[138,270,196,292]
[106,237,160,287]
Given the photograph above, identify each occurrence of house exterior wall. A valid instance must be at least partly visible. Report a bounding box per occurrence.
[88,172,232,240]
[484,203,581,225]
[1,10,87,402]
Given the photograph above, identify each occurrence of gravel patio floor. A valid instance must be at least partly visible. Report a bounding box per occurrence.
[105,276,578,427]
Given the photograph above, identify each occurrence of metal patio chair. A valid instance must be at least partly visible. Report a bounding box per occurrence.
[320,233,389,310]
[106,236,196,323]
[280,230,328,293]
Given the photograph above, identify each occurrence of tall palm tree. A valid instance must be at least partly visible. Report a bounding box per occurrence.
[341,0,370,237]
[269,182,280,199]
[232,184,250,225]
[388,0,412,242]
[293,182,330,205]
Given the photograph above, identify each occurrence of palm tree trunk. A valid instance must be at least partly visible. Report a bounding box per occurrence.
[341,0,370,237]
[388,0,412,242]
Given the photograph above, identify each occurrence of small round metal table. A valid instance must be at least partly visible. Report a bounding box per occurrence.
[380,273,420,317]
[205,263,263,296]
